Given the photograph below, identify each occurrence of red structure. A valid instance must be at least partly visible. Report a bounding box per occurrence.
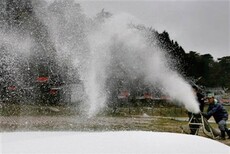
[36,77,49,83]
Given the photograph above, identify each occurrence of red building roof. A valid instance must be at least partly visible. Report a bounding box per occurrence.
[36,77,49,82]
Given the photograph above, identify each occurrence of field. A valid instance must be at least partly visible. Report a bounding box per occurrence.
[0,103,230,146]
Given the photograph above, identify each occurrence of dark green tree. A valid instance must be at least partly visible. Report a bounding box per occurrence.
[217,56,230,88]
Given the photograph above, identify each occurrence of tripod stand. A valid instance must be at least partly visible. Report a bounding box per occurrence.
[181,113,220,139]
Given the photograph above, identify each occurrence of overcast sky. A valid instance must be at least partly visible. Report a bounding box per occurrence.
[79,0,229,59]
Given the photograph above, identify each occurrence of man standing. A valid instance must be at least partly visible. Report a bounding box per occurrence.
[188,85,205,135]
[203,93,230,140]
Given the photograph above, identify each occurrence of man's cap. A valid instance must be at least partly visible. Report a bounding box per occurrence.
[206,93,215,98]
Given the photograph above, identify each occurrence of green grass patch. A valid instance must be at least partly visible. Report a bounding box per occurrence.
[0,103,80,116]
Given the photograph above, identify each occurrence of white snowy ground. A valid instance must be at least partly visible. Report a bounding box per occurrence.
[0,131,229,154]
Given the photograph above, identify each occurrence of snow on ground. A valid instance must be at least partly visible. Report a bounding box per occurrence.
[0,131,229,154]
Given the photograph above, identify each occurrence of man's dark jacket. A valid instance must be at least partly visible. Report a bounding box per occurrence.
[205,100,228,123]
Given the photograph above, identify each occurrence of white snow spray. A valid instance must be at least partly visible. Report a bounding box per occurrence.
[34,1,200,116]
[95,13,200,114]
[0,30,33,87]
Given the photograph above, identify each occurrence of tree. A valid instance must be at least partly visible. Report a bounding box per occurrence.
[95,9,112,23]
[199,54,214,86]
[217,56,230,88]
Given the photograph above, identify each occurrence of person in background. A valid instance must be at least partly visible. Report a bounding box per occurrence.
[203,93,230,140]
[188,85,205,135]
[194,85,205,112]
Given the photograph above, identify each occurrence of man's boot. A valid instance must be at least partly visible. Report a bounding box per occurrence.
[226,129,230,139]
[220,130,226,140]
